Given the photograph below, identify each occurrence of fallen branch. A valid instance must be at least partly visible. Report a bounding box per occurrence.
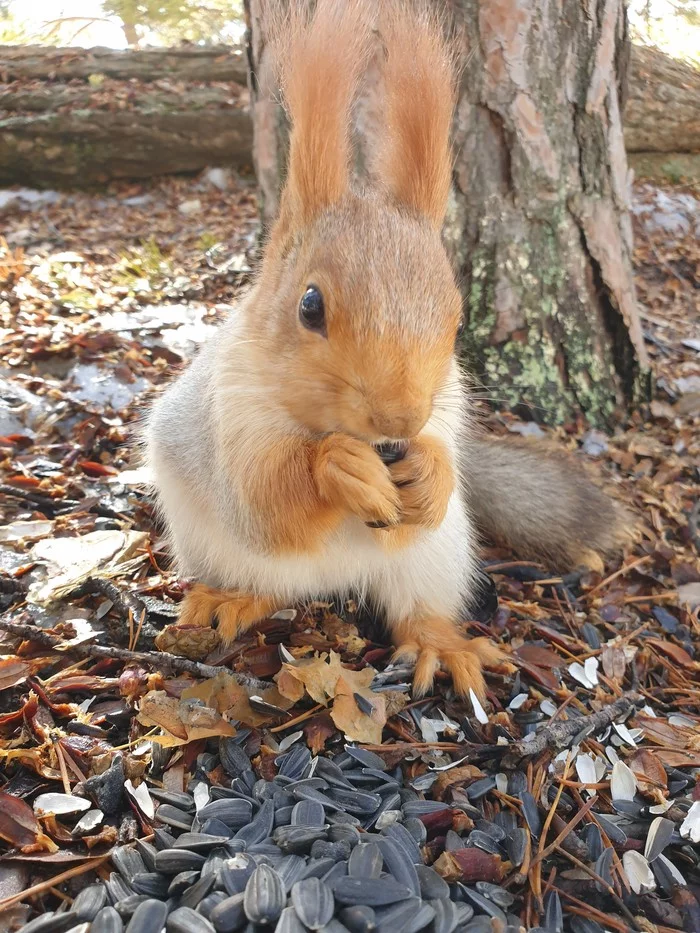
[0,617,268,692]
[505,693,642,761]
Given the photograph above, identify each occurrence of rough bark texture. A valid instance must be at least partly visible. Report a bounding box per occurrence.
[0,46,252,187]
[625,44,700,153]
[245,0,649,426]
[444,0,649,425]
[0,44,248,83]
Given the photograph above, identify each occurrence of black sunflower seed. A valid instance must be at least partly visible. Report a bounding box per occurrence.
[153,828,177,850]
[339,905,376,933]
[273,825,328,854]
[168,870,200,897]
[474,881,514,908]
[465,777,497,801]
[348,842,383,879]
[114,896,149,918]
[198,799,253,829]
[179,872,216,910]
[465,830,502,855]
[19,914,81,933]
[155,804,194,832]
[154,849,206,874]
[234,798,275,847]
[243,864,285,925]
[209,892,246,933]
[344,747,387,771]
[124,898,168,933]
[197,892,228,921]
[431,896,466,933]
[91,907,124,933]
[134,840,157,872]
[461,887,507,923]
[291,877,335,929]
[219,738,251,777]
[173,832,231,852]
[166,906,216,933]
[382,822,423,864]
[276,745,312,779]
[375,898,435,933]
[291,799,326,827]
[374,836,420,896]
[275,906,307,933]
[70,884,108,921]
[519,792,541,837]
[149,789,196,812]
[112,847,146,881]
[416,864,450,900]
[130,873,171,898]
[333,877,412,907]
[594,847,614,892]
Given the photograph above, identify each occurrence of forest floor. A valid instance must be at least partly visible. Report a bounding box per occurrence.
[0,171,698,932]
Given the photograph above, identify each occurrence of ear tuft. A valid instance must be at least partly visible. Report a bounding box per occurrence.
[272,0,372,225]
[376,4,458,227]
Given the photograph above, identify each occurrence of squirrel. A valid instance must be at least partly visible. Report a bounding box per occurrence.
[145,0,630,700]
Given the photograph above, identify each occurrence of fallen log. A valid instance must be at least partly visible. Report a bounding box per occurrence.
[0,41,697,188]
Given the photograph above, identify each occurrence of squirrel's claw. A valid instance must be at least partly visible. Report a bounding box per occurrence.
[391,617,501,700]
[178,584,278,644]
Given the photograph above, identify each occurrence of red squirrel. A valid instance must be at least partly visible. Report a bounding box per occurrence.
[145,0,629,699]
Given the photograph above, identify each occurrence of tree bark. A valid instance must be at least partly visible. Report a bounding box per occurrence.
[443,0,649,425]
[245,0,649,426]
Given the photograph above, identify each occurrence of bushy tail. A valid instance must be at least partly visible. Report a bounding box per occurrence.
[461,436,633,572]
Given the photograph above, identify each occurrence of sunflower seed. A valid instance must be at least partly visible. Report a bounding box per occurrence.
[198,800,253,829]
[71,884,108,921]
[594,847,614,892]
[91,907,124,933]
[348,843,383,879]
[276,745,312,779]
[290,878,334,929]
[153,828,177,850]
[219,739,251,777]
[72,809,104,837]
[322,860,348,884]
[338,906,376,933]
[244,864,285,924]
[465,830,501,856]
[430,897,464,933]
[273,825,327,854]
[375,899,435,933]
[106,873,133,903]
[382,823,423,864]
[505,827,528,867]
[569,919,605,933]
[276,854,308,891]
[209,892,246,933]
[167,906,216,933]
[235,798,275,847]
[291,799,326,827]
[170,832,228,852]
[198,893,227,921]
[155,804,195,831]
[582,823,603,862]
[680,800,700,843]
[415,865,449,900]
[461,887,507,923]
[112,847,146,880]
[330,788,383,815]
[645,816,675,862]
[520,792,541,837]
[178,872,216,910]
[610,761,637,801]
[474,820,506,843]
[374,836,420,895]
[154,849,206,874]
[125,899,168,933]
[300,857,336,880]
[150,789,196,811]
[595,813,627,845]
[474,882,514,908]
[166,870,199,897]
[132,840,156,872]
[344,747,387,771]
[465,777,496,801]
[130,872,171,898]
[19,915,83,933]
[543,890,563,933]
[115,896,149,918]
[623,850,656,894]
[652,852,687,895]
[33,793,92,817]
[333,877,411,907]
[274,906,307,933]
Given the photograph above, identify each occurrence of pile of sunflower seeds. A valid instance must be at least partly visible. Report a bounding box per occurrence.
[19,734,699,933]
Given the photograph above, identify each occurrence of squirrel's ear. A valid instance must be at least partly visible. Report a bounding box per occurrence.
[274,0,370,225]
[376,5,457,228]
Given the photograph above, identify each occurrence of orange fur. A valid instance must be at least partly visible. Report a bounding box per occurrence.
[179,584,278,643]
[376,4,457,226]
[390,435,454,528]
[391,617,502,700]
[273,0,371,223]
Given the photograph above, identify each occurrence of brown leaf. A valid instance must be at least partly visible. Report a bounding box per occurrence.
[304,713,335,755]
[275,652,375,707]
[633,714,695,750]
[514,645,563,669]
[331,678,386,745]
[319,616,366,656]
[433,848,505,884]
[433,766,484,801]
[601,644,628,681]
[137,690,235,746]
[645,638,696,669]
[0,791,58,853]
[627,748,668,798]
[183,672,294,728]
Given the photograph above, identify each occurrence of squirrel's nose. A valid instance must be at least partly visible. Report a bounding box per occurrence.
[371,405,430,440]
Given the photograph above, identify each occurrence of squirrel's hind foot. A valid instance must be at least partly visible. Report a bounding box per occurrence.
[178,584,278,644]
[391,617,502,701]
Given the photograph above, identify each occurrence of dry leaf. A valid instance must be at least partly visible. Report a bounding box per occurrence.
[0,791,58,853]
[304,713,336,755]
[182,672,294,728]
[627,748,668,798]
[320,616,366,655]
[275,652,375,706]
[331,678,386,745]
[137,690,235,746]
[645,638,696,669]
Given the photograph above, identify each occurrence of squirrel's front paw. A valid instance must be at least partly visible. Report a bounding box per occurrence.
[391,617,502,700]
[388,435,454,529]
[314,434,401,526]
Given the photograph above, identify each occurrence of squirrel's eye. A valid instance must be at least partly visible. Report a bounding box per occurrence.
[299,285,326,335]
[456,318,465,339]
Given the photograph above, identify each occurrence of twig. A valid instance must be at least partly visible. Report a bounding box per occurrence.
[72,577,148,625]
[583,554,651,601]
[553,846,643,931]
[0,617,268,692]
[504,693,642,761]
[0,853,112,910]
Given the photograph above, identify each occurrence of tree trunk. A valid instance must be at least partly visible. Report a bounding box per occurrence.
[245,0,650,427]
[444,0,649,425]
[0,46,251,187]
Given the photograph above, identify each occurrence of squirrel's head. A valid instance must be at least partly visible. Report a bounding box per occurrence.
[248,1,462,443]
